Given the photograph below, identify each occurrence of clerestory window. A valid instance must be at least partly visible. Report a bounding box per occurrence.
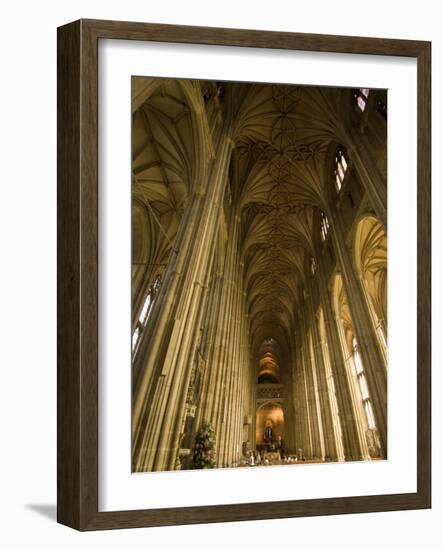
[333,147,348,192]
[320,212,330,242]
[353,88,370,112]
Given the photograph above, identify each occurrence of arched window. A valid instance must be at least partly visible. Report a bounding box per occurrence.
[353,88,370,112]
[310,256,317,276]
[333,147,348,192]
[320,212,330,241]
[132,274,162,354]
[352,337,376,429]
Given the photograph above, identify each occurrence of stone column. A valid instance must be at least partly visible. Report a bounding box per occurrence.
[228,283,248,466]
[290,346,300,453]
[316,266,365,461]
[306,289,339,461]
[217,215,242,466]
[284,360,296,456]
[330,213,387,457]
[194,266,223,418]
[194,268,224,429]
[296,343,312,458]
[133,129,235,471]
[200,208,241,467]
[299,311,323,459]
[155,134,236,471]
[293,341,310,457]
[165,234,220,470]
[317,308,345,462]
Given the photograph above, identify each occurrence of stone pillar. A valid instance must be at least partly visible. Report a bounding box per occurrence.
[297,345,312,458]
[282,347,296,455]
[290,346,300,453]
[316,266,365,461]
[306,289,339,461]
[330,213,387,457]
[132,129,235,471]
[165,235,220,470]
[198,208,241,467]
[218,215,242,466]
[293,341,310,458]
[194,266,223,423]
[228,283,248,466]
[317,308,345,461]
[299,311,323,459]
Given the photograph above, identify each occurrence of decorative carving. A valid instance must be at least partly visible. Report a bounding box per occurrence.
[256,384,285,400]
[236,85,326,338]
[184,351,206,415]
[185,403,197,418]
[289,144,314,163]
[271,113,298,150]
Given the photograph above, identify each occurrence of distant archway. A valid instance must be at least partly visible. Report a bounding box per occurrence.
[255,402,285,446]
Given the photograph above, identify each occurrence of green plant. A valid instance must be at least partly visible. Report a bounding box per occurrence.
[192,422,216,469]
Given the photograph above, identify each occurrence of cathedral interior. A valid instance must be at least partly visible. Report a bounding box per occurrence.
[131,78,388,472]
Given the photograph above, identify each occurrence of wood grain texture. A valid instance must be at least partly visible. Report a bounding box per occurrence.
[57,20,81,529]
[83,18,427,56]
[416,41,431,509]
[57,19,431,531]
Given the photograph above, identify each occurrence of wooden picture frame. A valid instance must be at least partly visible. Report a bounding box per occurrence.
[57,18,431,531]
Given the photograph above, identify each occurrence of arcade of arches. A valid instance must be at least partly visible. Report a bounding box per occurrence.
[131,78,388,472]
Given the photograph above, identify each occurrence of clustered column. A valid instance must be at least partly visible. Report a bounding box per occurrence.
[329,212,387,457]
[132,128,240,471]
[305,286,338,461]
[194,211,254,469]
[316,266,366,461]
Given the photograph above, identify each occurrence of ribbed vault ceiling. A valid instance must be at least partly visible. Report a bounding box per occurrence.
[133,79,353,372]
[132,80,197,265]
[231,84,349,357]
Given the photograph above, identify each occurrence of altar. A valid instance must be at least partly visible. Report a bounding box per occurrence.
[264,451,281,463]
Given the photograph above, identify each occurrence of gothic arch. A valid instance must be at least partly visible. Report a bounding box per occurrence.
[129,79,388,472]
[255,402,285,446]
[132,78,210,301]
[353,215,387,349]
[331,273,374,460]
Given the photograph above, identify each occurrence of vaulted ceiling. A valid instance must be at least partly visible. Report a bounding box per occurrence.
[132,79,198,267]
[230,83,351,359]
[132,79,354,371]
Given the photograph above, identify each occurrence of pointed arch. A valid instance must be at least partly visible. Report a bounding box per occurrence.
[353,215,388,355]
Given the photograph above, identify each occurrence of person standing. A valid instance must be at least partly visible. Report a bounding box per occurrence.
[276,435,286,459]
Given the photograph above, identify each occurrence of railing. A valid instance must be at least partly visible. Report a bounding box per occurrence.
[256,383,284,401]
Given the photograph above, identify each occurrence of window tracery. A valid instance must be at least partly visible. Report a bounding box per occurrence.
[333,147,348,192]
[353,88,370,111]
[320,211,330,241]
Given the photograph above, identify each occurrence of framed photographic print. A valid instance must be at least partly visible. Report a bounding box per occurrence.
[57,19,431,530]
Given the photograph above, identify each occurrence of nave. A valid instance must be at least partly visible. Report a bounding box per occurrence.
[131,79,388,472]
